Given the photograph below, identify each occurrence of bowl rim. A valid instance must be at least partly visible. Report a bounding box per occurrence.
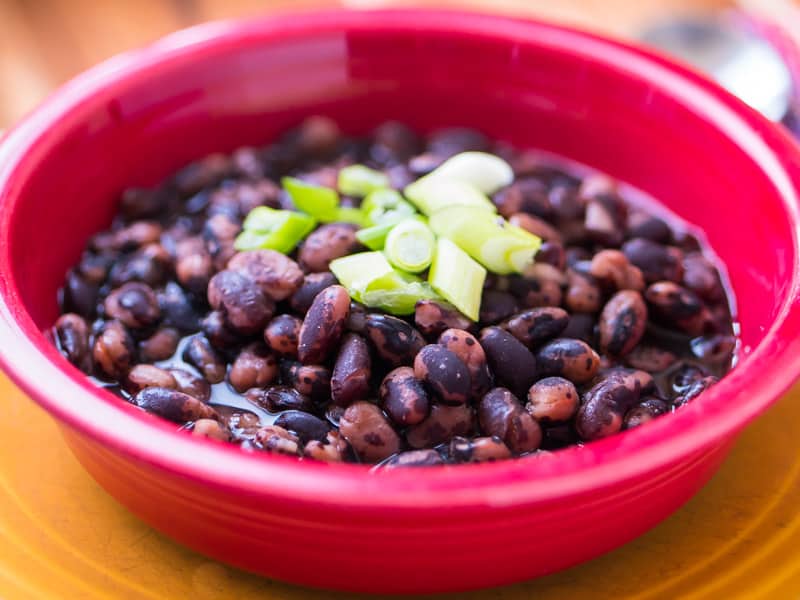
[2,8,800,509]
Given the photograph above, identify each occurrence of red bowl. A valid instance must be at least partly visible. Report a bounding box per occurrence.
[1,9,800,594]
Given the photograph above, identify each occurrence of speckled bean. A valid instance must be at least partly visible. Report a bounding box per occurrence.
[298,285,350,364]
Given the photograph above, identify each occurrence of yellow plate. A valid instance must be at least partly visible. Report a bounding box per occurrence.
[2,370,800,599]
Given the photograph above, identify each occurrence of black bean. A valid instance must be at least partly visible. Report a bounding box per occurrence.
[53,313,92,373]
[92,320,135,380]
[203,213,240,271]
[175,237,214,295]
[339,402,401,462]
[626,214,672,244]
[228,343,278,393]
[370,121,421,165]
[299,224,361,273]
[561,313,596,345]
[227,249,304,301]
[290,272,337,314]
[158,282,200,332]
[382,449,445,468]
[263,314,302,357]
[246,385,313,414]
[284,362,332,403]
[123,364,178,394]
[673,376,719,408]
[588,249,644,292]
[255,425,301,455]
[534,241,567,270]
[413,344,471,405]
[623,397,668,429]
[304,431,350,462]
[507,273,563,309]
[598,290,648,357]
[427,127,488,157]
[505,307,570,349]
[493,178,552,219]
[104,282,161,329]
[508,212,562,242]
[138,327,180,362]
[682,253,724,302]
[363,313,426,367]
[526,377,579,423]
[479,290,519,324]
[622,238,683,283]
[449,436,511,463]
[133,387,218,423]
[200,310,241,349]
[298,285,350,364]
[294,115,341,157]
[405,403,474,449]
[478,388,542,453]
[645,281,712,335]
[479,327,538,397]
[565,269,602,313]
[414,300,473,338]
[207,270,274,335]
[61,270,99,319]
[331,333,372,407]
[167,368,211,402]
[575,371,649,440]
[624,344,677,372]
[274,411,331,445]
[182,335,226,384]
[437,328,492,399]
[380,367,430,426]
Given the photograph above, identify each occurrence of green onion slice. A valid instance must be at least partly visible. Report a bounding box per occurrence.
[234,207,316,253]
[338,164,390,197]
[383,219,435,273]
[403,178,496,216]
[362,189,417,225]
[426,151,514,195]
[282,176,339,220]
[428,238,486,321]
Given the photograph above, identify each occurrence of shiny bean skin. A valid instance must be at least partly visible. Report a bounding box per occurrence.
[598,290,648,357]
[479,327,538,398]
[449,436,512,463]
[331,333,372,407]
[227,249,304,301]
[622,238,683,283]
[182,335,227,384]
[245,385,313,414]
[274,410,331,445]
[192,419,231,442]
[201,310,241,349]
[284,362,332,403]
[623,397,668,429]
[298,285,350,364]
[228,343,279,393]
[304,431,349,462]
[263,314,302,357]
[124,364,178,394]
[414,345,471,405]
[363,313,426,367]
[175,237,214,295]
[167,368,211,402]
[576,371,649,440]
[565,270,602,314]
[682,253,724,302]
[207,270,274,335]
[158,282,200,332]
[53,313,92,373]
[479,290,519,324]
[93,320,136,380]
[505,307,570,349]
[478,388,542,453]
[437,329,492,399]
[380,367,430,426]
[673,376,719,408]
[255,425,301,455]
[526,377,579,423]
[61,270,99,319]
[289,272,337,314]
[299,223,361,273]
[625,344,677,372]
[339,402,401,462]
[405,403,474,449]
[645,281,712,335]
[414,300,473,338]
[104,282,161,329]
[588,249,644,292]
[133,387,218,423]
[138,327,181,362]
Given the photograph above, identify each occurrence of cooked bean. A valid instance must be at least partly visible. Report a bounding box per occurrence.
[479,290,519,324]
[623,397,668,429]
[414,300,473,338]
[380,367,430,426]
[182,335,227,384]
[167,368,211,402]
[284,362,332,403]
[449,436,512,463]
[625,344,677,372]
[133,387,218,423]
[492,178,552,219]
[331,333,371,407]
[255,425,301,455]
[561,313,596,345]
[690,334,736,366]
[581,176,626,246]
[669,362,710,395]
[526,377,579,423]
[207,270,274,335]
[626,214,672,243]
[138,327,180,362]
[589,249,644,292]
[437,328,492,399]
[622,238,683,283]
[645,281,712,335]
[200,310,240,349]
[682,253,724,302]
[428,126,488,157]
[575,371,650,440]
[116,221,163,250]
[508,212,562,243]
[478,388,542,453]
[382,449,444,468]
[61,269,99,319]
[263,314,302,357]
[298,285,350,364]
[104,282,161,329]
[109,244,172,288]
[76,251,113,285]
[295,115,340,157]
[245,385,313,413]
[565,269,602,313]
[363,313,426,367]
[673,376,719,408]
[203,213,240,271]
[53,313,92,373]
[534,241,567,270]
[414,344,471,405]
[346,301,369,334]
[508,273,563,309]
[299,224,361,273]
[229,343,278,393]
[405,403,474,449]
[158,282,200,332]
[192,419,231,442]
[175,237,214,295]
[124,364,178,394]
[227,249,304,301]
[93,320,135,380]
[303,431,349,462]
[274,410,331,445]
[339,402,401,462]
[479,327,538,397]
[370,121,421,165]
[598,290,648,357]
[289,272,337,314]
[505,307,570,349]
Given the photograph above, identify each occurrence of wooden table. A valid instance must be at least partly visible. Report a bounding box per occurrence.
[0,0,739,129]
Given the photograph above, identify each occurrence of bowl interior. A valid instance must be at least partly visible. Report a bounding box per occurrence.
[1,11,799,500]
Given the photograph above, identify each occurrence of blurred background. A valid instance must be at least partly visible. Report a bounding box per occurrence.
[0,0,797,129]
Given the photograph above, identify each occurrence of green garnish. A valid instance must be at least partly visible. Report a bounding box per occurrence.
[325,206,370,227]
[281,176,339,221]
[428,238,486,321]
[329,252,395,302]
[234,207,316,253]
[355,222,397,250]
[338,164,390,197]
[403,178,496,216]
[361,269,439,315]
[361,189,417,225]
[383,219,435,273]
[426,151,514,194]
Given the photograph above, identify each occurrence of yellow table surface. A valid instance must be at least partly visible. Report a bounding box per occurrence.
[2,371,800,599]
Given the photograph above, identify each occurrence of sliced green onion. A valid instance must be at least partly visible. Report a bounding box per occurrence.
[321,206,370,227]
[403,178,496,216]
[329,251,394,302]
[362,189,417,225]
[426,151,514,194]
[361,275,439,315]
[338,164,390,197]
[355,222,396,250]
[428,238,486,321]
[383,219,435,273]
[429,206,541,274]
[281,176,339,220]
[234,207,316,253]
